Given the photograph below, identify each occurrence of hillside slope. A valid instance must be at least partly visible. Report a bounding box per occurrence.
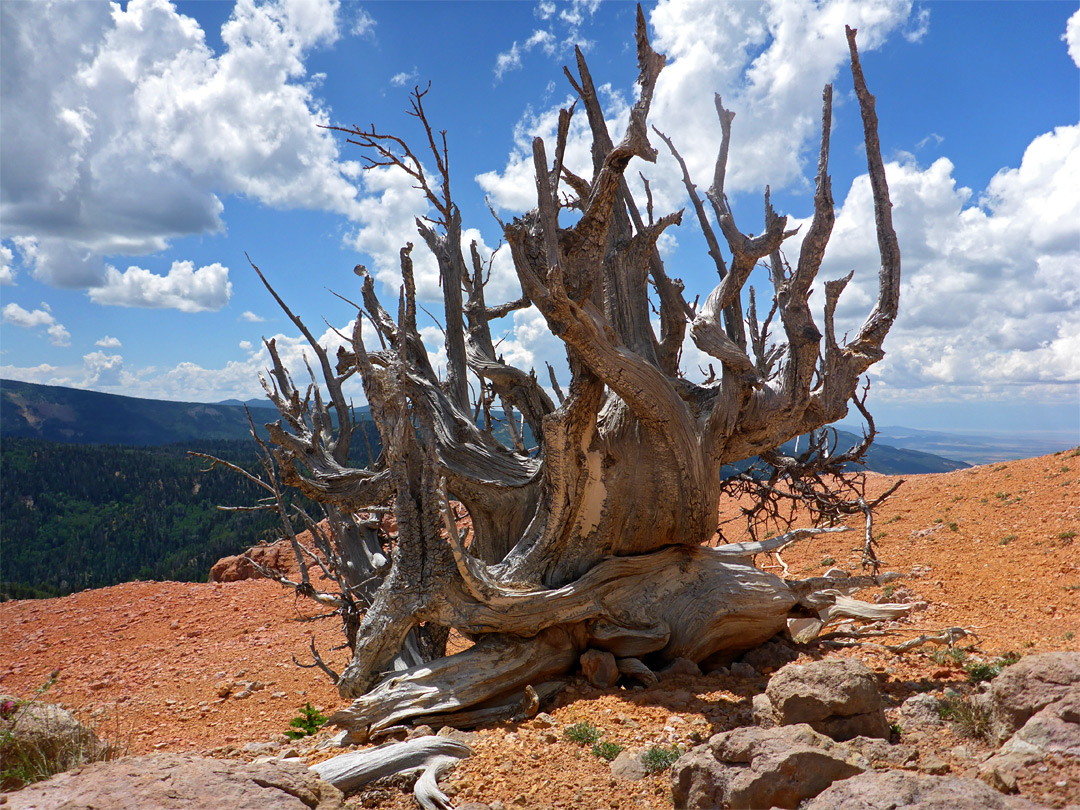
[3,378,968,473]
[1,450,1076,808]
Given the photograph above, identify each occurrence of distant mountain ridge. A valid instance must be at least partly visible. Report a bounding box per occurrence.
[1,379,270,445]
[1,379,972,475]
[841,424,1079,467]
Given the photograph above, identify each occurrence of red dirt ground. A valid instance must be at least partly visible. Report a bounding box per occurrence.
[2,449,1077,808]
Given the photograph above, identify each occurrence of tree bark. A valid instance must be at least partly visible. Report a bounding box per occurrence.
[247,8,905,739]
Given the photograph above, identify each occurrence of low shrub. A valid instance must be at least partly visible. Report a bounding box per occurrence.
[563,720,602,746]
[642,744,681,774]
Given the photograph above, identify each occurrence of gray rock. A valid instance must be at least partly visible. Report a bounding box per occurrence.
[670,723,866,810]
[2,753,344,810]
[979,686,1080,793]
[801,770,1049,809]
[0,695,109,788]
[918,752,949,775]
[740,640,799,674]
[990,652,1080,743]
[662,658,703,678]
[610,748,648,781]
[845,735,918,768]
[580,649,619,688]
[899,693,946,728]
[753,658,889,741]
[729,661,758,679]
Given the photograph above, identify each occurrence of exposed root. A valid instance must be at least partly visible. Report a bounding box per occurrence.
[311,735,471,809]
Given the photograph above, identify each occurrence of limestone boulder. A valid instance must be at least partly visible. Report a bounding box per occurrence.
[670,723,867,810]
[753,657,889,741]
[990,652,1080,744]
[979,685,1080,794]
[800,770,1051,810]
[0,695,108,790]
[2,753,345,810]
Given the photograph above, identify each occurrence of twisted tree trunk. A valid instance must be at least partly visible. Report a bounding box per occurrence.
[242,11,904,742]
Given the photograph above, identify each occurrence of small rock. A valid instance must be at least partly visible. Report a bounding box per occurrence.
[740,640,799,674]
[919,753,949,774]
[801,770,1035,810]
[610,748,648,781]
[406,725,433,740]
[542,731,559,744]
[662,658,702,678]
[898,693,944,728]
[580,649,619,689]
[532,712,557,729]
[729,661,757,679]
[437,727,478,746]
[216,682,232,698]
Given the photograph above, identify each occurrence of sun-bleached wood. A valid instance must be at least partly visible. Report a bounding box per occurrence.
[243,8,904,744]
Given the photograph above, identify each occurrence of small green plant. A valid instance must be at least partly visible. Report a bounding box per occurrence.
[820,556,836,567]
[882,584,896,599]
[947,522,959,532]
[284,703,327,740]
[642,744,682,774]
[0,672,119,791]
[1000,534,1017,545]
[1058,531,1077,540]
[563,720,602,746]
[939,696,991,739]
[1023,640,1036,648]
[929,646,968,666]
[889,722,903,737]
[592,740,623,761]
[965,652,1020,684]
[1067,631,1075,642]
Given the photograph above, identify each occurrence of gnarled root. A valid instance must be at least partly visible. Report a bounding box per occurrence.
[311,735,471,809]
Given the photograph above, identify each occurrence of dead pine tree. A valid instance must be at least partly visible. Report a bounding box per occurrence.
[232,13,909,743]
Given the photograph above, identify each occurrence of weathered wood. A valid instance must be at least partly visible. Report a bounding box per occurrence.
[238,12,904,727]
[311,735,470,809]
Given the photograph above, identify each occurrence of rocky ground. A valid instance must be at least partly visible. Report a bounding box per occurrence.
[1,449,1077,808]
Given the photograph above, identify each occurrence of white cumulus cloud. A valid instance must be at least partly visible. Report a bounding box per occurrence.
[1065,7,1080,68]
[0,244,14,285]
[241,310,267,322]
[0,0,362,290]
[88,261,232,312]
[95,335,122,348]
[2,302,71,346]
[480,0,916,220]
[792,124,1080,402]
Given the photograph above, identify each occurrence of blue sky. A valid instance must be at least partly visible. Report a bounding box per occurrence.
[1,0,1078,436]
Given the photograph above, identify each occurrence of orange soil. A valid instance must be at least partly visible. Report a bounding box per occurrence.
[2,449,1077,809]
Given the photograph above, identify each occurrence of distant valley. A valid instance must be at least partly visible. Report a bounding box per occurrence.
[6,378,1071,600]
